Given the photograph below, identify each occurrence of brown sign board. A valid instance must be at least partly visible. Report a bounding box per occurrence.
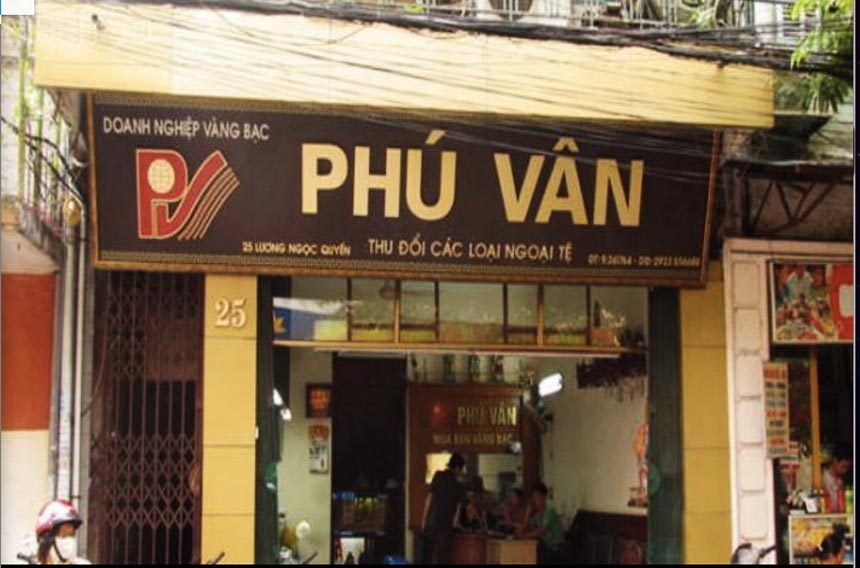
[89,94,716,286]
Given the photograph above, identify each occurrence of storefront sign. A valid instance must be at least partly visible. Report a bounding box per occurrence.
[763,362,791,459]
[771,262,854,344]
[89,94,716,285]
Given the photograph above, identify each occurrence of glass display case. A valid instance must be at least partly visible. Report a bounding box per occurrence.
[274,278,648,353]
[332,492,389,537]
[543,285,588,346]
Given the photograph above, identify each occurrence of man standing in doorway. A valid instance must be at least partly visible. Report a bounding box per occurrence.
[421,453,467,564]
[522,482,565,564]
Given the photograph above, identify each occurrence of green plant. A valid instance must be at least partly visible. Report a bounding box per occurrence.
[774,71,851,114]
[787,0,853,113]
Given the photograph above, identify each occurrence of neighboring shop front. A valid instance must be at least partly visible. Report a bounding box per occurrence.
[722,238,854,563]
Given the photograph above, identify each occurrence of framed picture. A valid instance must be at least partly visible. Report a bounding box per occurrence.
[306,383,332,419]
[770,262,853,344]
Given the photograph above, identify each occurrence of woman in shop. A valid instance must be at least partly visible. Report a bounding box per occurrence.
[459,495,488,532]
[469,476,499,530]
[499,489,530,534]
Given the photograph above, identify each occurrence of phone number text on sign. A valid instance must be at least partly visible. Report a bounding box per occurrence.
[587,254,701,268]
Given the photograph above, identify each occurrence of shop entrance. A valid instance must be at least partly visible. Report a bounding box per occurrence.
[331,356,407,564]
[771,345,854,564]
[271,278,682,565]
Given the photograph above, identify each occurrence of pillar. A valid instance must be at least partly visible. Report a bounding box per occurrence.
[201,275,258,564]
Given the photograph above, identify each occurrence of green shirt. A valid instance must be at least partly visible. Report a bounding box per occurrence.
[530,505,565,552]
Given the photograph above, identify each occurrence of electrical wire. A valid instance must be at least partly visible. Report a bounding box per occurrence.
[20,0,851,193]
[108,0,851,77]
[1,115,85,202]
[46,5,780,125]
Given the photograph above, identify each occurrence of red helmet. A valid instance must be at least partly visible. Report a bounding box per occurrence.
[35,500,82,537]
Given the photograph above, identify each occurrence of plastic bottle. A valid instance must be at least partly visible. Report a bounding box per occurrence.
[821,490,830,514]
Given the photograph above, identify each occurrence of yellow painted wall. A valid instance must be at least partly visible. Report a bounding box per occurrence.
[35,0,773,128]
[202,275,258,564]
[680,261,732,563]
[278,347,333,565]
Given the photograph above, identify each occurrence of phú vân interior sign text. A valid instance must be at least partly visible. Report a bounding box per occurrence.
[90,94,717,285]
[431,403,520,449]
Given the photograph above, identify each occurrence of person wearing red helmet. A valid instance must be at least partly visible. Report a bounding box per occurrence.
[34,500,90,564]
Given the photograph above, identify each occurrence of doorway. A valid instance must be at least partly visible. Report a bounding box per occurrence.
[331,356,407,563]
[89,271,204,564]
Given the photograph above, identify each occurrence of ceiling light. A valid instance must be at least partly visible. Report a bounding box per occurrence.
[538,372,564,398]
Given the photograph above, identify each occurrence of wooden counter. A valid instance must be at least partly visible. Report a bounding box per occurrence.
[451,532,487,565]
[486,538,538,565]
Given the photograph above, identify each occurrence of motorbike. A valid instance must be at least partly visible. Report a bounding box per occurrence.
[731,543,777,564]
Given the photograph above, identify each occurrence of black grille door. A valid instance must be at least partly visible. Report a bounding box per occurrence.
[89,272,204,564]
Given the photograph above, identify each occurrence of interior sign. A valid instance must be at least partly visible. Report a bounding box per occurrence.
[90,94,716,285]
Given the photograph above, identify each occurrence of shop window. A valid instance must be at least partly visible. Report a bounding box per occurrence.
[506,285,538,344]
[351,279,395,342]
[424,453,521,496]
[439,283,504,344]
[273,277,348,341]
[401,281,437,343]
[274,278,648,353]
[543,285,588,346]
[473,454,522,496]
[590,286,648,348]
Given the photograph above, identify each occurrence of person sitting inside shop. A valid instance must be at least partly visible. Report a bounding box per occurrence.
[816,524,849,564]
[469,475,499,530]
[822,445,852,511]
[498,488,530,534]
[521,482,565,564]
[459,494,488,532]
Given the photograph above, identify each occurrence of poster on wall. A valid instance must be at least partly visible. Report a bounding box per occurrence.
[309,425,330,474]
[771,262,854,344]
[788,514,853,564]
[306,384,332,419]
[763,362,791,459]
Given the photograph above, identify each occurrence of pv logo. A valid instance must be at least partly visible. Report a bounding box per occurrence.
[136,149,239,240]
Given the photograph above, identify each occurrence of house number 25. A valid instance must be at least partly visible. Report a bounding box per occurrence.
[215,298,248,328]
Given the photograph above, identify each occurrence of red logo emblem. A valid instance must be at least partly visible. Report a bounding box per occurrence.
[136,149,239,240]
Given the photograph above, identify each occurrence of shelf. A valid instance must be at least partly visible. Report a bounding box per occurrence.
[274,339,644,356]
[333,531,386,537]
[333,492,389,500]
